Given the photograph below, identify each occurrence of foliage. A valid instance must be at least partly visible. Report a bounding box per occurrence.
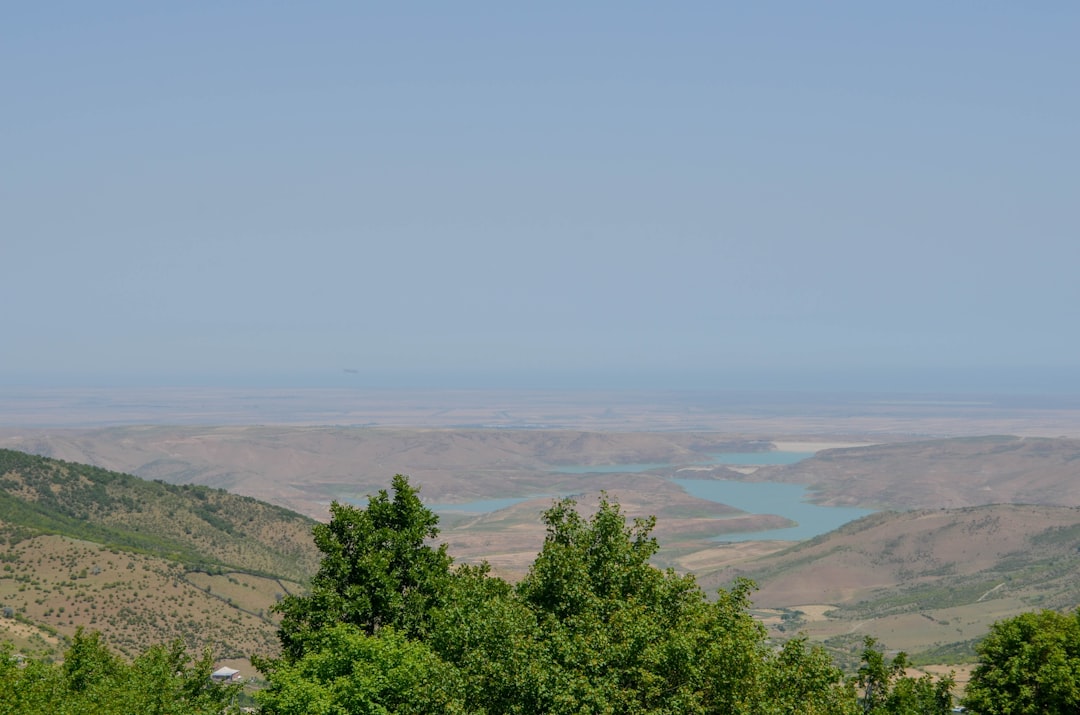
[5,463,1072,713]
[963,608,1080,714]
[263,479,864,714]
[764,638,859,714]
[0,628,240,715]
[855,636,953,714]
[0,448,319,581]
[256,625,466,715]
[0,448,323,660]
[273,475,453,659]
[427,563,540,713]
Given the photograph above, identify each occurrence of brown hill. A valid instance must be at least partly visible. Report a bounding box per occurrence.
[756,436,1080,509]
[704,504,1080,662]
[0,449,320,662]
[0,530,304,661]
[0,426,765,518]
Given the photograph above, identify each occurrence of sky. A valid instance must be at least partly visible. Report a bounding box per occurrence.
[3,3,1078,392]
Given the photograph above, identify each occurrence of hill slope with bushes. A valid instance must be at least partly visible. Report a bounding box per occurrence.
[0,449,320,659]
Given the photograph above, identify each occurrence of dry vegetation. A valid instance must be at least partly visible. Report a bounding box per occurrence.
[758,435,1080,509]
[0,449,320,665]
[0,531,304,665]
[706,504,1080,664]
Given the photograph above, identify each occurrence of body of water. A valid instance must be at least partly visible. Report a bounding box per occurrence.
[674,478,874,541]
[433,452,873,541]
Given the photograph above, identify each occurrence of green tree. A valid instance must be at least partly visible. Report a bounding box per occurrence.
[255,624,466,715]
[0,642,62,715]
[764,637,859,715]
[63,627,120,694]
[274,475,452,660]
[129,639,241,715]
[261,479,863,714]
[514,495,855,714]
[0,633,238,715]
[856,637,952,715]
[515,495,714,713]
[963,609,1080,714]
[428,563,541,714]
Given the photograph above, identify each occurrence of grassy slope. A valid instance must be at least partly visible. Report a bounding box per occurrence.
[0,448,319,660]
[0,448,319,580]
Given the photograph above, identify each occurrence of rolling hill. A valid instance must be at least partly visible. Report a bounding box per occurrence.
[0,448,320,661]
[704,503,1080,664]
[757,436,1080,509]
[0,426,775,518]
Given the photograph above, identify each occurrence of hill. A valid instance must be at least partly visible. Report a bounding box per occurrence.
[0,449,320,660]
[0,426,779,518]
[758,436,1080,509]
[703,504,1080,664]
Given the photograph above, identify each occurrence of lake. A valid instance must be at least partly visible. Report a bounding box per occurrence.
[673,478,874,542]
[432,451,874,541]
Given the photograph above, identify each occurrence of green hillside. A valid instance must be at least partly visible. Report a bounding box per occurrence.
[0,448,320,659]
[0,448,319,581]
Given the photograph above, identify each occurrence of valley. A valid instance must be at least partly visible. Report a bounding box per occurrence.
[2,388,1080,673]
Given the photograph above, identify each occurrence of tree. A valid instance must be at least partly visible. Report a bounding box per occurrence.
[273,475,453,660]
[261,479,864,714]
[764,637,859,715]
[514,495,715,713]
[62,628,121,695]
[255,625,466,715]
[129,639,241,715]
[856,637,952,715]
[963,609,1080,715]
[0,632,239,715]
[513,494,856,714]
[427,563,541,714]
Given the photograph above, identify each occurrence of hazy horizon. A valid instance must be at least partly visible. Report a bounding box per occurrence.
[5,366,1080,396]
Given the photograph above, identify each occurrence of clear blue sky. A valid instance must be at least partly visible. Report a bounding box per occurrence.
[3,3,1077,391]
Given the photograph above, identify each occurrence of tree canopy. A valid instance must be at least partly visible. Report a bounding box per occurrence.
[856,636,953,715]
[258,477,868,714]
[0,628,240,715]
[963,608,1080,714]
[273,474,453,659]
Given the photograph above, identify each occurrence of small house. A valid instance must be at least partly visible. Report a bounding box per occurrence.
[211,666,242,683]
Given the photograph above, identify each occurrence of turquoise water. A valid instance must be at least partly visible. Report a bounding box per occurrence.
[673,478,874,542]
[431,451,873,542]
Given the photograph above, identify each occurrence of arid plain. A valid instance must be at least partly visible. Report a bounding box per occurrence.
[3,386,1080,665]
